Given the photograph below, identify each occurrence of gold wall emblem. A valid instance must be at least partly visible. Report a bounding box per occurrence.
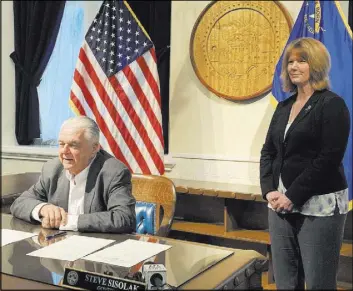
[190,1,293,101]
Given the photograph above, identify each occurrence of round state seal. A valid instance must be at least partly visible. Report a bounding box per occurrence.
[67,270,79,286]
[190,1,293,101]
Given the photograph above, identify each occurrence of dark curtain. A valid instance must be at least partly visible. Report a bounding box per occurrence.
[10,1,66,145]
[349,0,352,30]
[127,1,171,154]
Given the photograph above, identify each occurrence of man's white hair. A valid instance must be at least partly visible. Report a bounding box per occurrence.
[60,116,100,144]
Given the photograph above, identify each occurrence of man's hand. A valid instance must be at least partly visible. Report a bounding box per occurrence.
[39,204,67,229]
[271,194,293,212]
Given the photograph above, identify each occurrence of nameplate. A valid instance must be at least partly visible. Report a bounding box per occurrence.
[61,267,146,291]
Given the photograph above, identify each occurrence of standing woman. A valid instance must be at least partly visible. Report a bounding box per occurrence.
[260,37,350,290]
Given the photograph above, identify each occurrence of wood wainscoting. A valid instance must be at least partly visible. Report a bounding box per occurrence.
[169,178,353,289]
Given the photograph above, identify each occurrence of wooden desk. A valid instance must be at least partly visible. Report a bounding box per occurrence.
[1,214,268,290]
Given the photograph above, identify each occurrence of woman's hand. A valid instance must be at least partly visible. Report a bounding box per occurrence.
[271,194,294,212]
[266,191,293,212]
[266,191,282,206]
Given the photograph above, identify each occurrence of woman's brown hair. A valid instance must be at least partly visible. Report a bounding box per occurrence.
[280,37,331,92]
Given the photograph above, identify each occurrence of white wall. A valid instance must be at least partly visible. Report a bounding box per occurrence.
[1,1,351,184]
[164,0,350,185]
[2,1,17,146]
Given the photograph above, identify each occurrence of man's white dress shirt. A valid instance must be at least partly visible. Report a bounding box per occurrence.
[31,156,96,231]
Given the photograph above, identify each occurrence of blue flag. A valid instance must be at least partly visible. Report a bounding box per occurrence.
[272,0,353,210]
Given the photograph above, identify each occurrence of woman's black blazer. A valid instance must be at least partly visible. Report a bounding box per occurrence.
[260,89,350,207]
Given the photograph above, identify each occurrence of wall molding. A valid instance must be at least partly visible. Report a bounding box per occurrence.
[1,146,176,172]
[1,146,57,161]
[171,153,260,163]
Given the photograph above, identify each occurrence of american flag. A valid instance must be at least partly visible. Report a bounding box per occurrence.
[69,0,164,175]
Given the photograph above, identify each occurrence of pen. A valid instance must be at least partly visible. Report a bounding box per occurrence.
[45,231,67,241]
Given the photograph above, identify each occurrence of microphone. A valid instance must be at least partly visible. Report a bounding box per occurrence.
[150,273,163,288]
[142,263,167,290]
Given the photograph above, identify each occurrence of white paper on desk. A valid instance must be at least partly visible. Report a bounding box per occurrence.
[2,229,37,246]
[84,239,172,267]
[27,235,115,261]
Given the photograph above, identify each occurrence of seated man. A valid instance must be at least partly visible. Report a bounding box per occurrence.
[10,116,136,233]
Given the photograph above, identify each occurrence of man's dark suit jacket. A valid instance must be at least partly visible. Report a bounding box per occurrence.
[260,89,350,207]
[10,149,136,233]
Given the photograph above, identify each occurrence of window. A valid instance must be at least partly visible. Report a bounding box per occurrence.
[37,1,102,146]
